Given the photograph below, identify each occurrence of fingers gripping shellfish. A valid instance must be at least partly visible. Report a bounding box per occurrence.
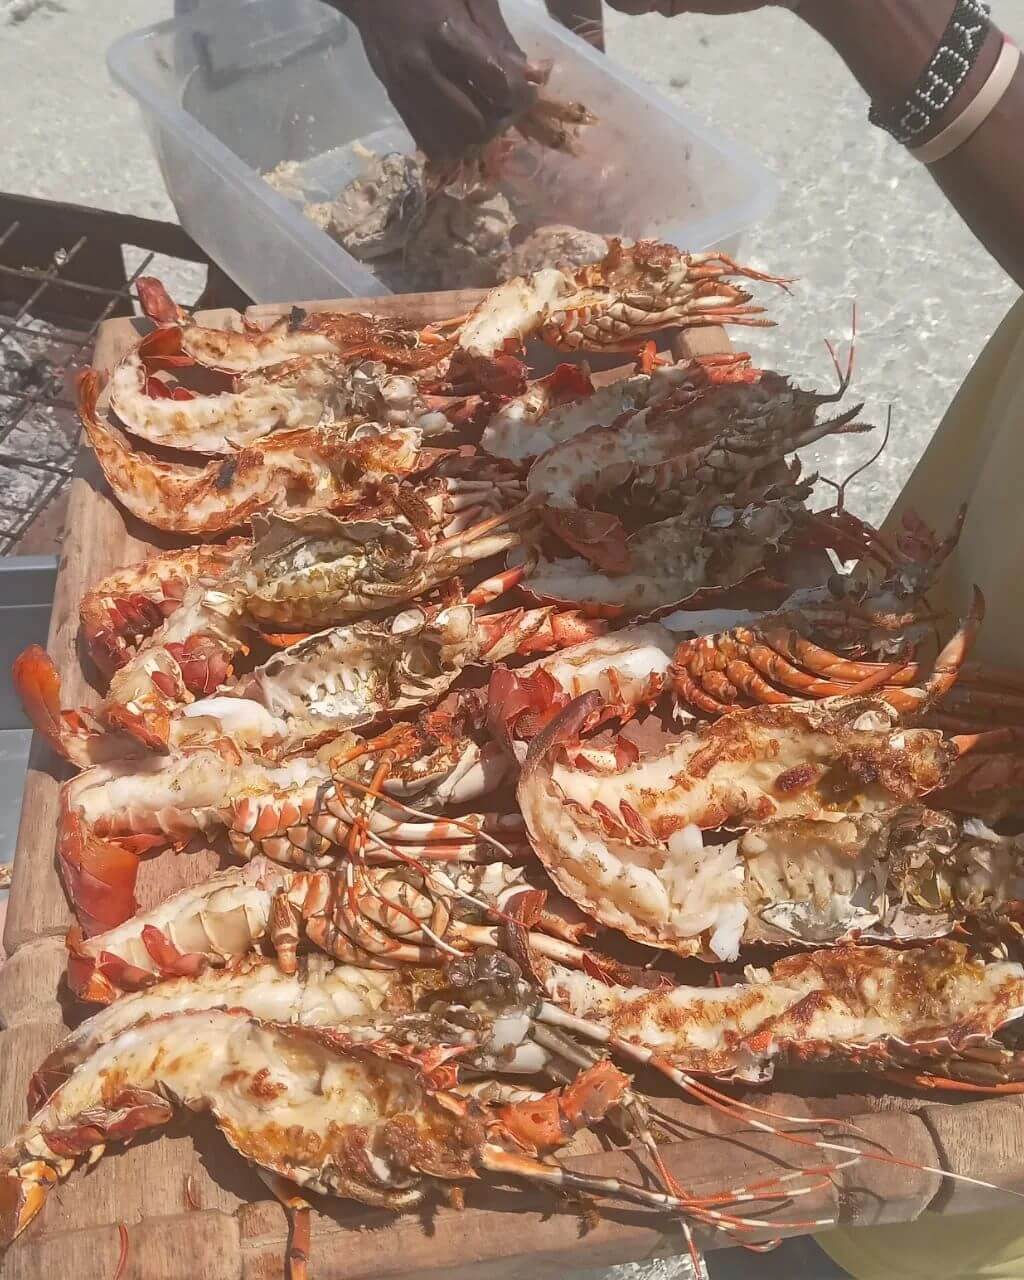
[517,692,960,958]
[0,1007,645,1251]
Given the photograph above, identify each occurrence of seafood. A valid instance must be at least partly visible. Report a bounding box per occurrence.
[311,151,429,262]
[19,596,599,765]
[27,955,408,1109]
[77,480,519,730]
[488,623,678,748]
[731,807,1024,947]
[57,699,523,929]
[541,941,1024,1089]
[480,362,598,462]
[238,503,527,629]
[0,1007,654,1252]
[517,692,964,958]
[79,538,251,678]
[38,944,655,1114]
[671,584,983,718]
[513,92,597,153]
[64,858,592,1002]
[64,714,512,857]
[20,256,1024,1280]
[499,224,609,281]
[456,240,786,360]
[516,492,809,618]
[526,364,867,568]
[481,354,756,463]
[111,327,475,454]
[136,276,450,376]
[146,602,596,757]
[936,750,1024,821]
[79,369,434,535]
[483,517,982,740]
[109,328,333,453]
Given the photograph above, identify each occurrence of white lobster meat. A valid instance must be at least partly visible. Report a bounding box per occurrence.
[27,955,405,1108]
[542,942,1024,1084]
[517,693,959,959]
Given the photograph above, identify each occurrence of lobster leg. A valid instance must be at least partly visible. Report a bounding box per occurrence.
[760,627,919,685]
[258,1172,311,1280]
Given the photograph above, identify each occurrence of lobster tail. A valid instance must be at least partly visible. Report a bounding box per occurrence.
[58,803,140,936]
[135,276,187,327]
[0,1161,55,1251]
[13,645,69,761]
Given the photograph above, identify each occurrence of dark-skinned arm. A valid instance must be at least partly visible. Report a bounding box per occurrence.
[606,0,1024,288]
[324,0,535,161]
[802,0,1024,289]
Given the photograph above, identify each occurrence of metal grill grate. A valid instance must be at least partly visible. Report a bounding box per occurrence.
[0,226,167,553]
[0,192,251,555]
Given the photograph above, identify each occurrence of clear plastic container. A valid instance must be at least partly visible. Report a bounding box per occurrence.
[108,0,777,303]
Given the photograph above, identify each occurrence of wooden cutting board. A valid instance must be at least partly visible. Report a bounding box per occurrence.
[2,290,1021,1280]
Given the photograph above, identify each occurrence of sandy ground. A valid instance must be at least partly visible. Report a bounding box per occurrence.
[1,4,1023,1275]
[1,0,1022,524]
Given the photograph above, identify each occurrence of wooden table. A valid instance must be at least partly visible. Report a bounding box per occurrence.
[3,292,1022,1280]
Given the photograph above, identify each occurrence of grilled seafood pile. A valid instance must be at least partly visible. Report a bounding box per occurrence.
[11,251,1024,1277]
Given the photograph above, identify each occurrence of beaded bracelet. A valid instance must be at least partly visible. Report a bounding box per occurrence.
[870,0,991,146]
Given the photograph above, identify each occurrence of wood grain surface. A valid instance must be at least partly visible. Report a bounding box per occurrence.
[3,291,1021,1280]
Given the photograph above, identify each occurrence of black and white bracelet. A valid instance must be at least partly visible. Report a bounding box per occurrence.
[869,0,992,146]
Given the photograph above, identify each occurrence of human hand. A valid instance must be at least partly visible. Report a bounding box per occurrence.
[348,0,536,161]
